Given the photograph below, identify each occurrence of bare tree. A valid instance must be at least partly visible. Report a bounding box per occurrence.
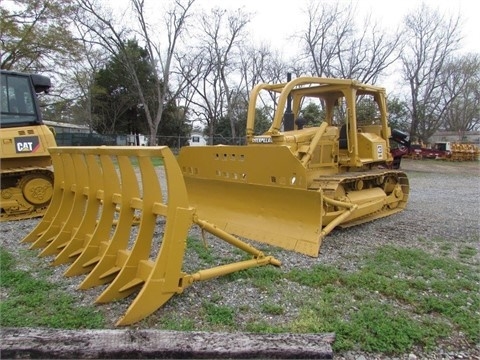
[179,55,223,144]
[298,1,402,84]
[401,3,462,143]
[75,0,195,145]
[238,43,290,95]
[236,44,291,122]
[442,54,480,135]
[60,11,111,129]
[173,50,205,127]
[299,1,346,78]
[179,7,251,144]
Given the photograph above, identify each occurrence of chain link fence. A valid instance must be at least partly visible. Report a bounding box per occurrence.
[54,133,247,150]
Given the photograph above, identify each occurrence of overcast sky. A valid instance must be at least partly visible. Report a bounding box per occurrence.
[192,0,479,54]
[111,0,478,55]
[110,0,478,91]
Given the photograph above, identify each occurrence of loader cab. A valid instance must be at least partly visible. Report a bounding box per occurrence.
[1,70,51,128]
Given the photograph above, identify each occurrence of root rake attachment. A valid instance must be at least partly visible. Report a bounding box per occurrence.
[21,146,280,326]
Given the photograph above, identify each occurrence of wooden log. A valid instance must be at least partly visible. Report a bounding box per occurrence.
[0,328,334,359]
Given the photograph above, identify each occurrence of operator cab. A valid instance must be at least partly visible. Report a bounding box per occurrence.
[1,71,51,128]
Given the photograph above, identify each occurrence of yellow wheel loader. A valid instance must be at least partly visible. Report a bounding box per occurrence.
[1,70,57,221]
[18,76,409,326]
[178,77,409,257]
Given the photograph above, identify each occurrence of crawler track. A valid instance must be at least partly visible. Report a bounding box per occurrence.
[1,167,54,221]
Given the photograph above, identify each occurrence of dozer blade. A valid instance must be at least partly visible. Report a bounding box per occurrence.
[178,145,324,257]
[20,146,280,326]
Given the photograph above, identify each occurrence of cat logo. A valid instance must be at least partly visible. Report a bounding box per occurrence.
[15,136,40,153]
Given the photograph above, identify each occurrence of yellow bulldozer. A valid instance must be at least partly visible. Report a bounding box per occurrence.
[1,70,57,221]
[20,76,409,326]
[178,76,409,257]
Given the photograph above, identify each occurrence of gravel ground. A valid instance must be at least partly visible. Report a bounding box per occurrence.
[1,158,479,359]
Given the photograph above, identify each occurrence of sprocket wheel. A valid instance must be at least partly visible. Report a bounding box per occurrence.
[18,173,54,206]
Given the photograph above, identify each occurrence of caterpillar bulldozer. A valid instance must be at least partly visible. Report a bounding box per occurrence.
[177,76,410,257]
[1,70,57,221]
[18,76,409,326]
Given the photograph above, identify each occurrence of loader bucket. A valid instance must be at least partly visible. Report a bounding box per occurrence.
[178,145,324,257]
[20,146,280,326]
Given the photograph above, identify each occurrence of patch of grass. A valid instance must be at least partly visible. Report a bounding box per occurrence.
[341,303,446,353]
[0,247,104,329]
[202,301,236,327]
[288,264,343,287]
[245,321,285,333]
[292,301,443,353]
[261,302,285,315]
[417,237,429,244]
[225,265,283,291]
[439,243,453,254]
[430,236,449,243]
[458,245,477,260]
[187,237,215,264]
[383,248,479,331]
[251,266,284,290]
[285,245,479,352]
[158,315,196,331]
